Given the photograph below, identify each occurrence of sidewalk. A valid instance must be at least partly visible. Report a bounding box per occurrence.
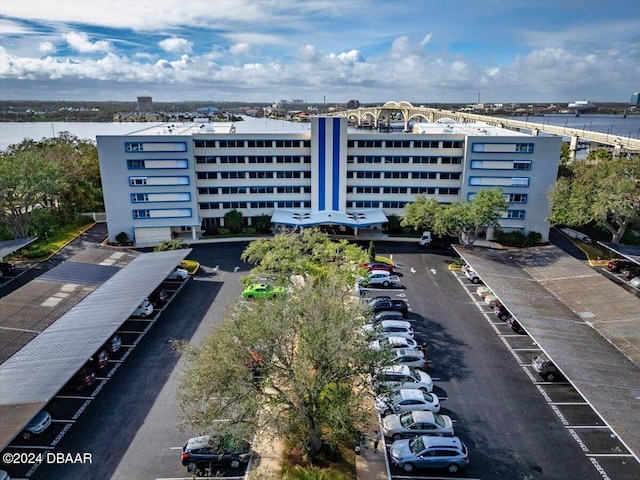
[356,407,390,480]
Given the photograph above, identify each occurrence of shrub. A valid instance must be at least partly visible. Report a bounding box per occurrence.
[115,232,131,245]
[494,229,543,247]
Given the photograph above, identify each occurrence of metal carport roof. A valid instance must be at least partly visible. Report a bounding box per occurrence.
[597,241,640,266]
[456,244,640,463]
[0,248,191,449]
[0,237,38,259]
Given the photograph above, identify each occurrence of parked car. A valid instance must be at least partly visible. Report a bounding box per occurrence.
[242,283,286,299]
[166,266,189,280]
[181,435,251,472]
[92,349,109,369]
[391,348,428,370]
[508,317,526,335]
[105,334,122,353]
[493,303,511,321]
[72,365,97,391]
[21,410,52,440]
[149,287,169,308]
[375,389,441,416]
[476,286,492,298]
[358,270,395,287]
[362,320,414,340]
[484,294,499,307]
[372,365,433,393]
[382,410,454,440]
[132,299,154,318]
[361,262,394,272]
[369,298,409,316]
[0,262,16,276]
[607,259,631,272]
[369,336,418,351]
[390,435,469,473]
[464,268,482,284]
[630,277,640,290]
[367,310,405,324]
[532,353,563,381]
[621,264,640,279]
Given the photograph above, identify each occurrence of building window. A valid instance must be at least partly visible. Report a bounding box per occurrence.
[413,140,440,148]
[412,172,437,179]
[247,140,272,148]
[439,172,461,180]
[410,187,436,194]
[506,209,526,219]
[382,201,408,208]
[355,171,381,179]
[513,161,532,170]
[249,171,273,179]
[383,187,408,194]
[196,156,216,164]
[197,172,218,179]
[131,193,149,202]
[508,193,528,203]
[354,187,380,194]
[127,160,145,169]
[251,186,275,194]
[218,140,245,148]
[132,209,150,218]
[413,156,438,164]
[221,172,247,179]
[355,201,380,208]
[441,157,462,164]
[438,188,460,195]
[129,177,147,186]
[515,143,534,153]
[220,156,246,164]
[248,156,272,163]
[384,171,409,179]
[385,156,410,164]
[125,142,144,152]
[198,187,218,194]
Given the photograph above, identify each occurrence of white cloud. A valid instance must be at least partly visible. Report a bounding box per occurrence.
[230,43,251,55]
[420,33,432,48]
[0,18,33,35]
[38,42,55,54]
[158,37,193,54]
[65,31,111,53]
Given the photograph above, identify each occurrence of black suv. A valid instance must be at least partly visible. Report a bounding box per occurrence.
[0,262,16,276]
[369,298,409,316]
[532,354,564,381]
[181,435,251,473]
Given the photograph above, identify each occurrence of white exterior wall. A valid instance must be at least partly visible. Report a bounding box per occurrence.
[97,118,561,245]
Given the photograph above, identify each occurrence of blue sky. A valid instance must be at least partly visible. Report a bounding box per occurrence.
[1,0,638,103]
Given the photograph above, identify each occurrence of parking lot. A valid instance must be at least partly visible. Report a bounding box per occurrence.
[2,240,640,479]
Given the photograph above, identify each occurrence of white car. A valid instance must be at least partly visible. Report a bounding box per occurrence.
[362,320,414,340]
[372,365,433,393]
[630,277,640,290]
[476,286,492,298]
[391,348,428,369]
[132,299,154,318]
[358,270,395,287]
[382,410,454,440]
[484,294,499,307]
[369,336,418,351]
[375,389,441,416]
[167,266,189,280]
[464,268,481,284]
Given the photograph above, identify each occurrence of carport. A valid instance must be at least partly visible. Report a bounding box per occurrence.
[597,241,640,267]
[0,248,191,450]
[0,237,38,260]
[455,244,640,463]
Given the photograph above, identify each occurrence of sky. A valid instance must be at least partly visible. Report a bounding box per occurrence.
[1,0,639,104]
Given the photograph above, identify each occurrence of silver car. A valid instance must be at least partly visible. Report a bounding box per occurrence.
[390,435,469,473]
[375,389,441,416]
[372,365,433,393]
[22,410,52,440]
[382,410,454,440]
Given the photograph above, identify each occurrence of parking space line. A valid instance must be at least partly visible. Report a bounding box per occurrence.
[50,419,75,423]
[586,453,636,457]
[54,395,94,400]
[549,402,588,406]
[118,330,146,334]
[565,425,609,429]
[9,445,55,450]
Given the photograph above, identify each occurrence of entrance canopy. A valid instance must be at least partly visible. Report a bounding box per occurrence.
[271,209,388,229]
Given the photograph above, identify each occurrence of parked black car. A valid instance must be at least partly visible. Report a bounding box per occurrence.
[368,310,405,324]
[621,264,640,279]
[607,259,631,273]
[369,298,409,316]
[0,262,16,276]
[181,435,251,473]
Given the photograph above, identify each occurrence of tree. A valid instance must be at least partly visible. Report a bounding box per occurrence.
[241,228,367,285]
[251,213,272,234]
[549,156,640,243]
[177,232,387,464]
[0,149,67,238]
[224,209,244,233]
[368,241,376,263]
[401,189,507,246]
[154,239,187,251]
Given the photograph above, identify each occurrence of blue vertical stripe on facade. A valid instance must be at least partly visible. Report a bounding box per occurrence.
[318,118,326,210]
[332,117,341,210]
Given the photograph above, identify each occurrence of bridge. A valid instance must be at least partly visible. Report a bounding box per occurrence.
[329,101,640,159]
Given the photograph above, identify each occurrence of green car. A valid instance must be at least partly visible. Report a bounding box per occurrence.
[242,283,286,299]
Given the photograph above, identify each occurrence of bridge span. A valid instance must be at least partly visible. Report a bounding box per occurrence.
[330,101,640,159]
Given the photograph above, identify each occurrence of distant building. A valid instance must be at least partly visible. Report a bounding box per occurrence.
[196,106,220,114]
[631,92,640,106]
[96,117,561,246]
[137,96,153,113]
[291,99,304,104]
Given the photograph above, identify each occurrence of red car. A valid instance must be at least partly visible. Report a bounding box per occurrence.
[607,259,631,273]
[361,262,394,272]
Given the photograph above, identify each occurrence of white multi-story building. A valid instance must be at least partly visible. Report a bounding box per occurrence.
[97,116,561,246]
